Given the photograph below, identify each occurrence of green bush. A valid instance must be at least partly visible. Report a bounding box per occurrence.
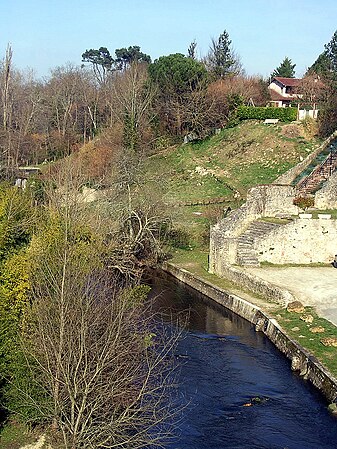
[166,228,191,249]
[236,106,297,122]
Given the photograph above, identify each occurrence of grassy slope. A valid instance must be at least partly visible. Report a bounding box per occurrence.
[145,120,321,247]
[148,121,319,202]
[155,121,337,380]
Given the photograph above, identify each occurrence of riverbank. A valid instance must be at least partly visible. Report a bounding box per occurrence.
[163,251,337,405]
[246,266,337,326]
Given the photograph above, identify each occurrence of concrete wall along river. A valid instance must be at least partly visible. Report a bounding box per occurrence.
[162,262,337,404]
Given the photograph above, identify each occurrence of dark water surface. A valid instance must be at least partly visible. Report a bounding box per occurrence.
[150,273,337,449]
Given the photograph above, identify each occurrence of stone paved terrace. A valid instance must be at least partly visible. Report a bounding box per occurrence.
[245,266,337,326]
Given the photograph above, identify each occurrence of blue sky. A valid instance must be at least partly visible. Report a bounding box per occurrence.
[1,0,337,79]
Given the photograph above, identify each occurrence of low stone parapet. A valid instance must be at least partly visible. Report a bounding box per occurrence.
[218,263,295,306]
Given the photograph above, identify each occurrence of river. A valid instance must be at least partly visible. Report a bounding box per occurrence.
[150,273,337,449]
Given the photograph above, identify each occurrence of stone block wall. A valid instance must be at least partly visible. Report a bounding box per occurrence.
[209,184,298,273]
[315,172,337,209]
[249,184,298,216]
[255,217,337,264]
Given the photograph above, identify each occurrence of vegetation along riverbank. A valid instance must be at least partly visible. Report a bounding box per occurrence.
[2,27,337,448]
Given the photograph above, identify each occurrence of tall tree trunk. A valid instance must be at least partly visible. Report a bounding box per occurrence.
[2,44,12,132]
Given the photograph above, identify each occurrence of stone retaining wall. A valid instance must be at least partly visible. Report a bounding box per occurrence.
[216,263,295,305]
[209,184,298,270]
[255,217,337,264]
[162,262,337,403]
[315,172,337,209]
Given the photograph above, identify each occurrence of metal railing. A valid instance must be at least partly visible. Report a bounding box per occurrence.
[296,148,337,194]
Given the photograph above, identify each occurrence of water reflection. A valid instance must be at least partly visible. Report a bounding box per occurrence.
[150,272,337,449]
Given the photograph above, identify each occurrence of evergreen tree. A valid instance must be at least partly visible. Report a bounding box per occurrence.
[307,52,332,77]
[308,31,337,136]
[271,57,296,78]
[114,45,151,70]
[324,30,337,74]
[187,40,197,59]
[207,30,237,78]
[81,47,114,84]
[148,53,207,95]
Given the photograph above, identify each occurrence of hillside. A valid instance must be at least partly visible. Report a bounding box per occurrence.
[144,120,322,247]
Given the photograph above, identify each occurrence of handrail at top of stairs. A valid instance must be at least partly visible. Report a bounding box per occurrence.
[296,146,337,193]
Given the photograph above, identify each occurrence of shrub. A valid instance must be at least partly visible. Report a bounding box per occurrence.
[166,228,191,249]
[301,117,318,138]
[293,196,315,210]
[236,106,297,122]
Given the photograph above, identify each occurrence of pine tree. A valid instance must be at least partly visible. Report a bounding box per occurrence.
[307,52,331,77]
[187,40,197,59]
[307,31,337,80]
[324,30,337,74]
[271,57,296,78]
[207,30,237,78]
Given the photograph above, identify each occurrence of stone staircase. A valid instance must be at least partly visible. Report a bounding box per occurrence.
[296,151,337,196]
[237,221,283,266]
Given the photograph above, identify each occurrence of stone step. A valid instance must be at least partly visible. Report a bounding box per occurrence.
[238,245,254,250]
[238,250,254,255]
[235,220,283,267]
[247,230,273,237]
[237,253,258,260]
[238,257,256,263]
[248,222,280,229]
[296,150,337,194]
[238,259,259,265]
[237,238,254,244]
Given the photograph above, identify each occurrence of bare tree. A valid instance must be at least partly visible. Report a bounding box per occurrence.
[109,62,156,151]
[0,44,14,170]
[103,149,171,284]
[206,75,270,128]
[1,44,13,132]
[22,160,179,448]
[298,74,328,110]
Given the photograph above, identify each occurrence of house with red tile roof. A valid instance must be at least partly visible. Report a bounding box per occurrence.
[268,77,302,107]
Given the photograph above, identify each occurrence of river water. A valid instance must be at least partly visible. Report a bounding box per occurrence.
[150,273,337,449]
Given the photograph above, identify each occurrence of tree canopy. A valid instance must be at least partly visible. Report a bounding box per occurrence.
[307,30,337,78]
[82,47,114,83]
[207,30,237,78]
[324,30,337,74]
[308,52,332,77]
[114,45,151,70]
[271,57,296,78]
[148,53,207,95]
[308,30,337,136]
[82,45,151,81]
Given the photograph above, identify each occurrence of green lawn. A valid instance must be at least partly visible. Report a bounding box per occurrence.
[273,307,337,376]
[147,121,320,205]
[146,121,321,246]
